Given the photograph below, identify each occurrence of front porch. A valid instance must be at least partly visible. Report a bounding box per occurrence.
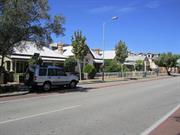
[1,57,65,83]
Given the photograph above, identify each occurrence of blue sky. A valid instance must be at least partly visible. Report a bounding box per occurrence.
[49,0,180,54]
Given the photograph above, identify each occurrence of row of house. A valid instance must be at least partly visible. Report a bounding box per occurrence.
[50,43,160,71]
[100,50,159,71]
[0,41,160,76]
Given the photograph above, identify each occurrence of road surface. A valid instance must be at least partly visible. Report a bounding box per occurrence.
[0,77,179,135]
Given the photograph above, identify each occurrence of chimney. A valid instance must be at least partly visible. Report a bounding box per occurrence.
[57,43,64,54]
[93,48,101,55]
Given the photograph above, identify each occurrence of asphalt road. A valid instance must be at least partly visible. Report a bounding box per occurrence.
[0,77,179,135]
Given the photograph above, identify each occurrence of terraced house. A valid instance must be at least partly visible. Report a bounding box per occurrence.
[101,50,159,71]
[0,42,103,82]
[50,43,103,72]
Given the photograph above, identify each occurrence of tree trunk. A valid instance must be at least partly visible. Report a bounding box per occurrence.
[77,60,82,80]
[166,67,171,76]
[0,55,5,84]
[0,55,5,68]
[121,64,124,77]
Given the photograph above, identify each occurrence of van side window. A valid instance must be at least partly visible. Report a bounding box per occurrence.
[56,69,66,76]
[48,68,56,76]
[39,68,47,76]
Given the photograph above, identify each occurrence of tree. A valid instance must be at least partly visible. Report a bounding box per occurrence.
[0,0,65,69]
[177,59,180,67]
[72,31,88,80]
[115,40,128,63]
[28,53,43,66]
[104,59,121,72]
[64,57,77,73]
[155,52,178,75]
[135,60,144,71]
[175,54,180,59]
[115,40,128,75]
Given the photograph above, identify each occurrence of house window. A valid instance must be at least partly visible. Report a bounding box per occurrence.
[12,61,15,71]
[55,62,64,67]
[43,62,53,66]
[85,59,89,64]
[16,61,28,73]
[6,61,11,71]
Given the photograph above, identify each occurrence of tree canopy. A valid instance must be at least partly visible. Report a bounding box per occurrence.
[104,59,121,72]
[135,60,144,71]
[155,52,178,75]
[115,40,128,64]
[64,57,77,73]
[0,0,65,67]
[72,31,88,61]
[28,53,43,66]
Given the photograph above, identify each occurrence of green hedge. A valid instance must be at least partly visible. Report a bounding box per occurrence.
[104,59,121,72]
[0,84,20,94]
[83,64,96,79]
[64,57,77,72]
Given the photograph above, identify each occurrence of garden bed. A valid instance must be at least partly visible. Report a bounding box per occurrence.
[0,83,27,94]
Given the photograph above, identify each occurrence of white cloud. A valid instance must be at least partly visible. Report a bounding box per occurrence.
[89,5,136,14]
[88,1,142,15]
[146,1,160,8]
[117,7,136,13]
[89,6,116,14]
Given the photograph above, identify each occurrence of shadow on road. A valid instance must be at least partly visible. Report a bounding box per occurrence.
[30,86,93,94]
[170,73,180,77]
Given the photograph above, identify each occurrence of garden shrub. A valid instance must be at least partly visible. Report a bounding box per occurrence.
[64,57,77,73]
[104,59,121,72]
[83,64,96,79]
[0,84,20,94]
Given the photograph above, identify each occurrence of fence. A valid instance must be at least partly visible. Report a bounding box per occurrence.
[95,71,167,79]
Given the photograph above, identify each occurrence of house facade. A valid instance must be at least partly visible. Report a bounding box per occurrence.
[0,42,67,74]
[50,43,103,72]
[0,42,103,76]
[100,50,158,71]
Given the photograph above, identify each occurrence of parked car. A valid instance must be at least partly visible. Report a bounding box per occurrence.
[24,65,79,91]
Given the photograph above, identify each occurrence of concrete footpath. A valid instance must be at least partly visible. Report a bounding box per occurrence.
[0,91,29,98]
[79,75,171,89]
[0,76,171,98]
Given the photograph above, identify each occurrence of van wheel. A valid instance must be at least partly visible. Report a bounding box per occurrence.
[43,82,51,91]
[69,81,77,89]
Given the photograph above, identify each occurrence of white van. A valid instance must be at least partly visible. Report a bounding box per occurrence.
[24,65,79,91]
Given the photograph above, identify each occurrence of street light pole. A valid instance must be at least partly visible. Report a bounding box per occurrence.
[102,22,106,81]
[102,16,119,81]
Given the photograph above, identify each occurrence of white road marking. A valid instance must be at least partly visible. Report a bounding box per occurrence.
[140,104,180,135]
[0,105,81,125]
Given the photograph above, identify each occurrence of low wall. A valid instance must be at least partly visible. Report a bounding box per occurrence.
[95,71,164,79]
[0,73,4,84]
